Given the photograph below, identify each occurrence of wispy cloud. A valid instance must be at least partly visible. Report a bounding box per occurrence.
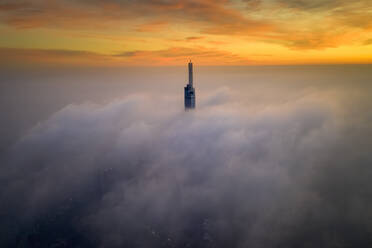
[364,39,372,46]
[135,21,169,32]
[0,46,253,66]
[186,36,205,41]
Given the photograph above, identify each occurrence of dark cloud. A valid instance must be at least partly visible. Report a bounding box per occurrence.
[275,0,342,10]
[0,47,103,58]
[0,47,111,67]
[274,0,369,11]
[1,80,372,247]
[115,51,138,57]
[0,2,33,11]
[186,36,205,41]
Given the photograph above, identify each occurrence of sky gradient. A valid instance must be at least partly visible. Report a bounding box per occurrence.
[0,0,371,66]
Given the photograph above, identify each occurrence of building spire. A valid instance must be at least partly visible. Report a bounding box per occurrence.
[188,60,193,86]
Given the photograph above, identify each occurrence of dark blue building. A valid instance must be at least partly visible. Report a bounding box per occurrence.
[184,60,195,109]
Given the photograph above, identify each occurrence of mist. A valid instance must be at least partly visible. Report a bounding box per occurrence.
[1,65,372,247]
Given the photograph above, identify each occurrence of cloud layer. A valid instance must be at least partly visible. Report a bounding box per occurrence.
[1,85,372,247]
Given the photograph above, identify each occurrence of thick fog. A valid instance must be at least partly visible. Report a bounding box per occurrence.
[1,65,372,247]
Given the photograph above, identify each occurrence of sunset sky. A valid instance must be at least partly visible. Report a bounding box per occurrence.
[0,0,371,66]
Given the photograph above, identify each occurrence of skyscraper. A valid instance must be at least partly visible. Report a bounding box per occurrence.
[184,60,196,109]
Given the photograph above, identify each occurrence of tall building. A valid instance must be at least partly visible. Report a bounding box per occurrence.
[184,60,196,109]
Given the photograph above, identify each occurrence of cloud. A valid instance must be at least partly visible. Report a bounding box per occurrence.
[274,0,372,28]
[114,46,253,65]
[364,39,372,45]
[0,0,371,62]
[186,36,204,41]
[1,84,372,247]
[0,47,111,67]
[135,20,169,32]
[0,46,252,66]
[0,2,33,11]
[275,0,342,10]
[0,0,272,32]
[242,0,262,10]
[272,30,355,50]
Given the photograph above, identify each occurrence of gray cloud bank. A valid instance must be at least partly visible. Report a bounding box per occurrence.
[1,88,372,247]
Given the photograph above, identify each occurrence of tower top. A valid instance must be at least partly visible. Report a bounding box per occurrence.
[188,60,193,86]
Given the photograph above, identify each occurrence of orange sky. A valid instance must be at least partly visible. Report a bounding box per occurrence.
[0,0,371,66]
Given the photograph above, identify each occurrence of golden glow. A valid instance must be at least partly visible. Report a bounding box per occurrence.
[0,0,371,66]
